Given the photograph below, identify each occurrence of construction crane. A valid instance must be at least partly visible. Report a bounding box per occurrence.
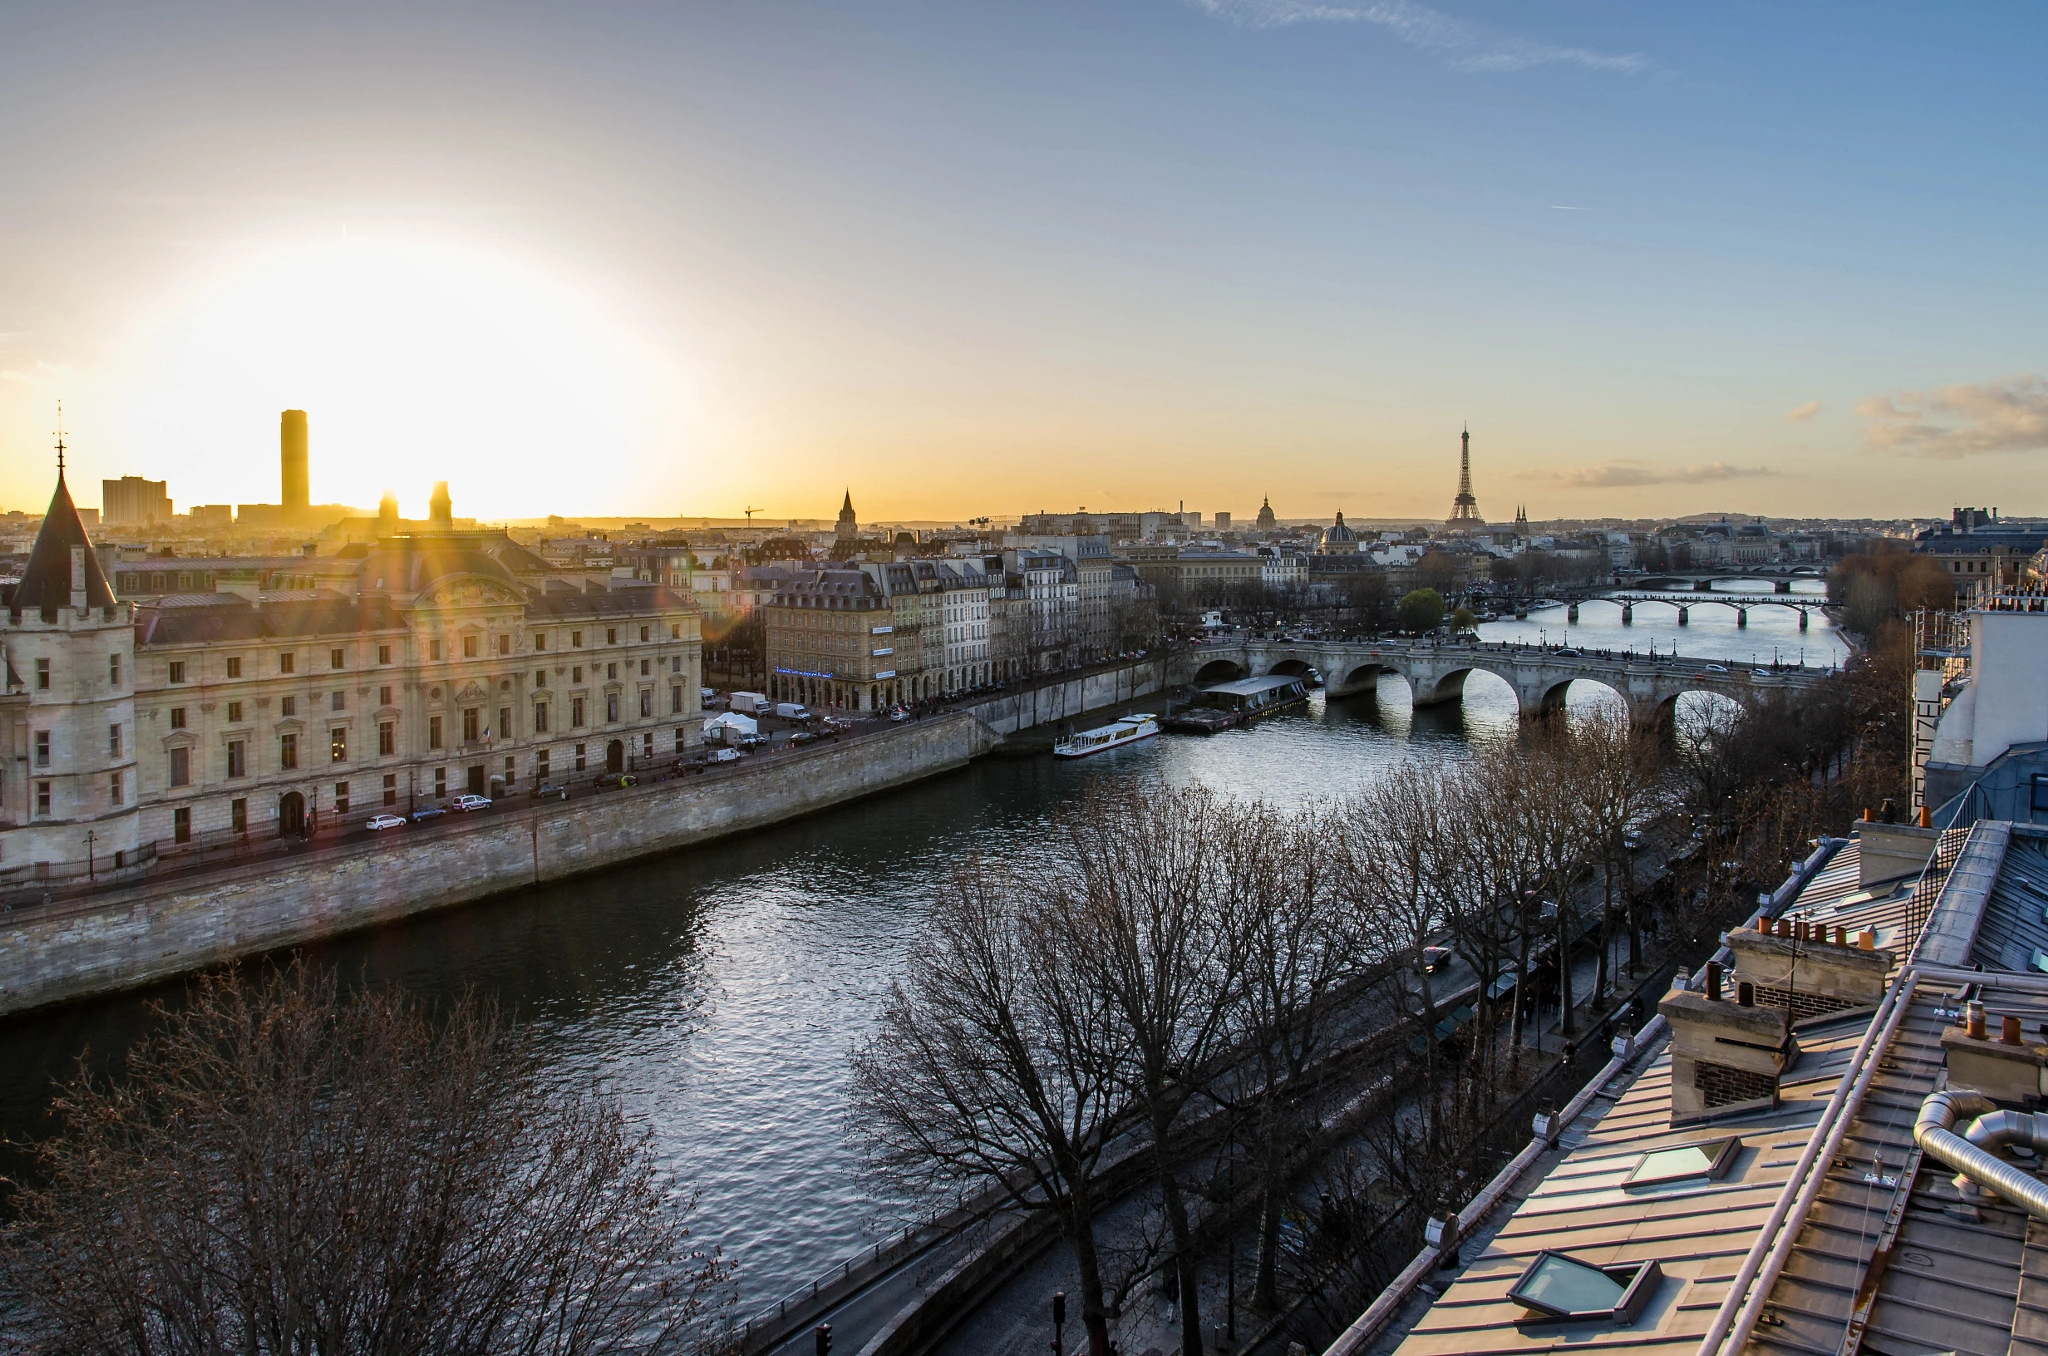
[742,507,763,525]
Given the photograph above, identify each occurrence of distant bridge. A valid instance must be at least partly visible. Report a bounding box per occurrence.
[1628,568,1825,592]
[1582,592,1828,630]
[1182,638,1832,726]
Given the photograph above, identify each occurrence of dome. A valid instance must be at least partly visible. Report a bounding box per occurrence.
[1324,510,1357,544]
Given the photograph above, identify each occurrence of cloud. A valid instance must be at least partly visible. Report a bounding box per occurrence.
[0,361,77,384]
[1508,461,1777,489]
[1184,0,1649,74]
[1786,401,1821,422]
[1856,374,2048,459]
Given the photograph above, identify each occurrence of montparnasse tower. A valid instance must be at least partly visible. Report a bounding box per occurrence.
[1446,425,1485,529]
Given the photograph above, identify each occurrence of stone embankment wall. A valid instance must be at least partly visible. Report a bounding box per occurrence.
[960,658,1169,736]
[0,714,999,1017]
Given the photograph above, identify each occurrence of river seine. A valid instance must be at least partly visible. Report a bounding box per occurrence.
[0,580,1846,1313]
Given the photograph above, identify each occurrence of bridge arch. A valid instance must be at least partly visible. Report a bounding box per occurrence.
[1535,676,1631,721]
[1329,661,1398,700]
[1266,657,1317,679]
[1413,666,1479,708]
[1650,687,1747,743]
[1193,658,1249,686]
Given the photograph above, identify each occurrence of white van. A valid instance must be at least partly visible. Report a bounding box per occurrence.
[775,702,812,722]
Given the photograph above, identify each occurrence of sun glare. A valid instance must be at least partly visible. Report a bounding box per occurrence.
[109,236,690,520]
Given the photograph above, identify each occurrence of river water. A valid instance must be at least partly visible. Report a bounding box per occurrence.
[0,578,1848,1314]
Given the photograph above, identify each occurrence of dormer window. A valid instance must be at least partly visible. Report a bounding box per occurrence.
[1626,1137,1740,1188]
[1508,1251,1663,1326]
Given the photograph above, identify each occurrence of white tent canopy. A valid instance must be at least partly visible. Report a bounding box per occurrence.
[702,712,758,741]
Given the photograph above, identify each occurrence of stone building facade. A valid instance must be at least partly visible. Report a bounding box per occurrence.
[0,470,140,878]
[1,471,702,881]
[763,557,994,711]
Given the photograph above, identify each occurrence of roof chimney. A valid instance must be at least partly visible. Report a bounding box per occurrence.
[1659,972,1798,1125]
[1726,920,1893,1018]
[1942,1001,2048,1103]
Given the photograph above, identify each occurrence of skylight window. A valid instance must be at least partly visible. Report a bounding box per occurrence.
[1509,1251,1664,1325]
[1626,1136,1741,1187]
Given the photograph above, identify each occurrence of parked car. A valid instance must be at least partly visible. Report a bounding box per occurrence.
[366,813,407,831]
[788,730,820,746]
[531,782,570,800]
[889,707,911,723]
[409,805,447,823]
[451,793,492,812]
[736,732,767,749]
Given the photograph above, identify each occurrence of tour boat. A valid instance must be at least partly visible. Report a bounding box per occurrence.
[1053,713,1161,758]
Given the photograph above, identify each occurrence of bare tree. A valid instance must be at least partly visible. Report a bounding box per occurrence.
[0,963,729,1356]
[1435,757,1541,1090]
[1491,735,1594,1048]
[1560,709,1671,1004]
[850,859,1124,1356]
[1051,784,1243,1356]
[1224,801,1377,1311]
[1339,762,1459,1110]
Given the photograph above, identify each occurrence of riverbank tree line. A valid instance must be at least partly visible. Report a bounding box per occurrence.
[851,628,1918,1355]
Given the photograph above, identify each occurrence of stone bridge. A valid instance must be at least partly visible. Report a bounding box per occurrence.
[1181,638,1833,726]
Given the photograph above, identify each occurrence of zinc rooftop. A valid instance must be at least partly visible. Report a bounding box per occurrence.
[1334,809,2048,1356]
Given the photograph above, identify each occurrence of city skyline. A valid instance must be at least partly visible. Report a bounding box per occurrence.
[2,2,2044,522]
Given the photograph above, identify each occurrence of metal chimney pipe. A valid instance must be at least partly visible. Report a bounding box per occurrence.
[1917,1090,2048,1219]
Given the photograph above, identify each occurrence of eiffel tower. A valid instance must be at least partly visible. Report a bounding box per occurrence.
[1447,425,1484,528]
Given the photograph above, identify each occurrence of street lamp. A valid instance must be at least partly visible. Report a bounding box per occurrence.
[1051,1292,1066,1356]
[815,1323,831,1355]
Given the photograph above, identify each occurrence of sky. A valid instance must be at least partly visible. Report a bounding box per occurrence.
[0,1,2043,525]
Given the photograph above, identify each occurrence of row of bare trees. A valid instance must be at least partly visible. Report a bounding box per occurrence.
[852,717,1671,1356]
[1,966,730,1356]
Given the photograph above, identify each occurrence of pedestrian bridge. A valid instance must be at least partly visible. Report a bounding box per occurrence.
[1181,638,1833,726]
